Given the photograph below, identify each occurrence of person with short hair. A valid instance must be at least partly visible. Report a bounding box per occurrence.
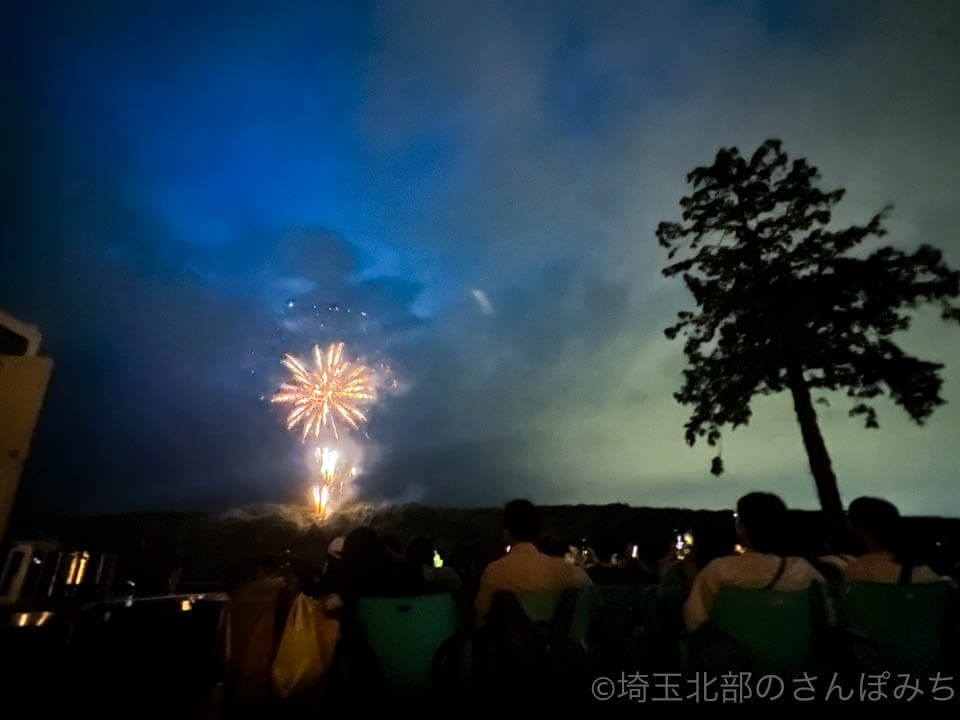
[474,499,590,625]
[843,497,940,584]
[683,492,824,632]
[339,527,423,600]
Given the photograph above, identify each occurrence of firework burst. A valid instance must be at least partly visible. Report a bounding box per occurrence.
[271,342,374,440]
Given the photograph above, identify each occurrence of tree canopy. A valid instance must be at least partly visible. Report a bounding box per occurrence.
[657,139,960,516]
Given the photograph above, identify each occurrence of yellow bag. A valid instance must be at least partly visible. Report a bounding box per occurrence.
[271,593,340,699]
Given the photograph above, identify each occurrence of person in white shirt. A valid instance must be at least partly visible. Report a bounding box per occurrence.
[684,492,824,632]
[843,497,940,584]
[475,499,591,625]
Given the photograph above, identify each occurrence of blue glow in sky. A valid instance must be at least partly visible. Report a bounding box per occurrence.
[3,1,960,514]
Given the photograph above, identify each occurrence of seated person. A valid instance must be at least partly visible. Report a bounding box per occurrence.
[843,497,940,584]
[663,514,736,608]
[338,527,424,603]
[406,536,462,593]
[683,492,824,632]
[816,552,858,572]
[475,499,591,625]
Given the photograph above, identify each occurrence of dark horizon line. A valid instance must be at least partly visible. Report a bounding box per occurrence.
[10,501,960,523]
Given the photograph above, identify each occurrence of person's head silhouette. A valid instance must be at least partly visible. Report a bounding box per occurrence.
[406,536,434,567]
[502,499,540,545]
[848,496,901,555]
[735,492,789,555]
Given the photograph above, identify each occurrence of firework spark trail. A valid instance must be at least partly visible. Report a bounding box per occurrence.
[315,447,340,484]
[271,342,374,440]
[313,446,357,514]
[310,484,331,517]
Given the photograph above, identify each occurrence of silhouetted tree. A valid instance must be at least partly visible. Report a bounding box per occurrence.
[657,139,960,522]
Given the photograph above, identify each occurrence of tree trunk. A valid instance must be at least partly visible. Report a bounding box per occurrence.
[787,366,845,527]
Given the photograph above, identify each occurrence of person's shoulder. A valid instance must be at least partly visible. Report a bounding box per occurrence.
[788,556,825,583]
[912,565,942,583]
[569,563,592,586]
[481,554,510,578]
[840,555,872,579]
[684,555,738,588]
[701,554,742,575]
[818,554,854,570]
[537,552,589,584]
[541,551,573,570]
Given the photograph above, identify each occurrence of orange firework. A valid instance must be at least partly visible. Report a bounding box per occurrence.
[272,342,374,440]
[312,484,329,516]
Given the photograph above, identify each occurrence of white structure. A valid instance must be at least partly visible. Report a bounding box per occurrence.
[0,540,57,605]
[0,541,119,605]
[0,309,42,356]
[0,310,52,540]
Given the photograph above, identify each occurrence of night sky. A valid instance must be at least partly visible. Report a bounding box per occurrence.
[3,1,960,515]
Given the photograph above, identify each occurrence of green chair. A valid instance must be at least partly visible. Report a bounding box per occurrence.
[635,584,662,621]
[838,581,948,673]
[515,586,595,644]
[356,593,462,692]
[709,587,819,673]
[593,585,638,644]
[484,587,592,698]
[593,584,661,638]
[590,584,668,667]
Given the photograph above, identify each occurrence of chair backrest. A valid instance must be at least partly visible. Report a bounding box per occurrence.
[710,587,817,673]
[838,581,948,672]
[593,584,661,641]
[356,593,460,692]
[484,588,589,694]
[514,586,594,644]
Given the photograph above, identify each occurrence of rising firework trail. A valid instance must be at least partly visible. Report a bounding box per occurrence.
[312,483,329,517]
[312,446,356,515]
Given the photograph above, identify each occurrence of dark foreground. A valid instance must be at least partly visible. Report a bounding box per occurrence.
[2,503,960,712]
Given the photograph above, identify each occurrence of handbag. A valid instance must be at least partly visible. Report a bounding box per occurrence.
[271,594,340,699]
